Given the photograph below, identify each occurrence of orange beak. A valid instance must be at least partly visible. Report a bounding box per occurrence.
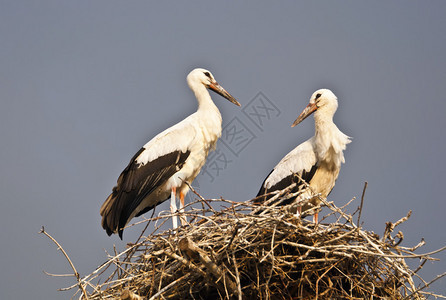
[209,82,241,107]
[291,102,317,127]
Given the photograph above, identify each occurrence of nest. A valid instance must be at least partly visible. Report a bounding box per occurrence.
[43,185,445,299]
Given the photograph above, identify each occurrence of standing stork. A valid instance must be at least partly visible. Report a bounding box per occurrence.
[255,89,351,223]
[100,68,240,238]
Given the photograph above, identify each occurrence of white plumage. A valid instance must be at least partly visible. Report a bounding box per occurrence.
[101,68,240,238]
[256,89,351,222]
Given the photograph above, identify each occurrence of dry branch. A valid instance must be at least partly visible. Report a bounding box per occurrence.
[39,226,89,299]
[43,187,445,299]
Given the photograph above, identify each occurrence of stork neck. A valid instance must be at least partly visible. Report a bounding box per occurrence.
[313,111,350,167]
[313,114,337,152]
[314,113,334,134]
[192,85,223,144]
[193,85,219,112]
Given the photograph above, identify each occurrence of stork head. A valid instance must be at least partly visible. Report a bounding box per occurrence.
[292,89,338,127]
[187,68,241,106]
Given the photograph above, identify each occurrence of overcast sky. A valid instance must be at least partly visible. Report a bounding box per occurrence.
[1,1,445,298]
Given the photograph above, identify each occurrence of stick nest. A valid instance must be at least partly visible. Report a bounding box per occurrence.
[61,188,444,299]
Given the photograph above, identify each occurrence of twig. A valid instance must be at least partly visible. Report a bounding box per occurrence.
[62,186,446,299]
[402,272,446,300]
[147,274,189,300]
[357,181,368,226]
[179,237,238,297]
[186,181,216,213]
[39,226,89,299]
[231,252,243,300]
[383,210,412,242]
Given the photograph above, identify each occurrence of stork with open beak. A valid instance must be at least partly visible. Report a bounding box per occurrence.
[100,68,240,238]
[256,89,351,223]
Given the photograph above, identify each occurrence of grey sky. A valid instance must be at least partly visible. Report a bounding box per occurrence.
[1,1,445,298]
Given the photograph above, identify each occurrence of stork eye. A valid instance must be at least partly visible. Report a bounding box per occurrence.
[315,93,322,100]
[204,72,211,78]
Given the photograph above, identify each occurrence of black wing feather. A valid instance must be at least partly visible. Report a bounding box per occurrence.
[101,149,190,238]
[255,164,318,207]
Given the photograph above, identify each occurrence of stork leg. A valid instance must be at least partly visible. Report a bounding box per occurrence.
[313,212,319,224]
[296,206,302,217]
[170,187,178,229]
[179,192,187,226]
[296,206,319,224]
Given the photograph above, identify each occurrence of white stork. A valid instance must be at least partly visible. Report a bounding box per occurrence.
[100,68,240,238]
[256,89,351,223]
